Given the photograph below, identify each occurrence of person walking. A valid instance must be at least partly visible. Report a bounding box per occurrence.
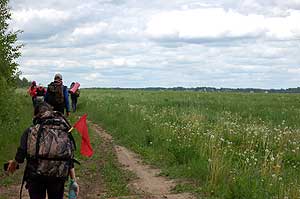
[69,82,80,112]
[27,81,37,106]
[6,102,79,199]
[35,83,47,105]
[45,73,70,116]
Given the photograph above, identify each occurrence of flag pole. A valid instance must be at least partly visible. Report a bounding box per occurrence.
[68,127,74,133]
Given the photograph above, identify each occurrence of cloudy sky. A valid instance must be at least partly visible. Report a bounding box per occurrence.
[9,0,300,88]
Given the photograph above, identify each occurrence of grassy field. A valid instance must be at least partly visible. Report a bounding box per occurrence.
[76,89,300,198]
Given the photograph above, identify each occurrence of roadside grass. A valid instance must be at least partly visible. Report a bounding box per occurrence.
[100,140,132,198]
[76,89,300,198]
[69,112,131,198]
[0,89,33,186]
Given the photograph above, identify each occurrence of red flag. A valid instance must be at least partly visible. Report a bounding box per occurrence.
[73,114,93,157]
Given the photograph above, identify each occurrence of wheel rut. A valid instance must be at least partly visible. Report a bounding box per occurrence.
[91,123,196,199]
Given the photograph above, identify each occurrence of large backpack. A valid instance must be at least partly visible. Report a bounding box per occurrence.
[46,82,65,107]
[26,112,75,178]
[36,87,45,97]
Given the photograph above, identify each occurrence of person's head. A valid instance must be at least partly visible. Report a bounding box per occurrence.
[54,73,62,81]
[34,102,53,117]
[32,81,36,86]
[38,83,43,88]
[70,82,75,87]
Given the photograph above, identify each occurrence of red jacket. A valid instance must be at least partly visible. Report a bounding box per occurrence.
[28,86,37,97]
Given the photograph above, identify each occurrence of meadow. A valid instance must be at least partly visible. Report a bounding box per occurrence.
[77,89,300,198]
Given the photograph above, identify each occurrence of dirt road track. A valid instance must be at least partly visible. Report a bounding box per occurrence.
[91,123,195,199]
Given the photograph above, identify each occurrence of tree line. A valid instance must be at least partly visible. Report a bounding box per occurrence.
[89,87,300,94]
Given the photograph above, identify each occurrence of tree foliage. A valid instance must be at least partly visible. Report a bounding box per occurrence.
[0,0,22,87]
[0,0,23,131]
[16,76,31,88]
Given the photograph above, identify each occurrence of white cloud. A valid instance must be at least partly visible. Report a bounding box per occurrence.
[22,59,82,69]
[12,8,70,27]
[90,57,139,69]
[146,8,300,41]
[265,10,300,39]
[288,68,300,73]
[71,22,108,37]
[274,0,300,10]
[87,73,98,80]
[112,58,127,66]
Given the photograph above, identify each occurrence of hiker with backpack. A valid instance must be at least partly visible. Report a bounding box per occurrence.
[69,82,80,112]
[35,83,47,105]
[27,81,37,106]
[6,102,79,199]
[45,73,70,116]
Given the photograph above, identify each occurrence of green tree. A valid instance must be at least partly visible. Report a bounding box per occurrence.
[16,76,31,88]
[0,0,23,129]
[0,0,22,86]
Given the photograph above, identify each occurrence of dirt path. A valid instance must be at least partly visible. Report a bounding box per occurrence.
[91,123,196,199]
[0,184,30,199]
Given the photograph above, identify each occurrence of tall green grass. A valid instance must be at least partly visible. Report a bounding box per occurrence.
[77,89,300,198]
[0,88,33,187]
[0,89,33,165]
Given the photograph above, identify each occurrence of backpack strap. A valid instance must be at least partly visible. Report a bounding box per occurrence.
[35,125,44,159]
[68,132,77,150]
[41,118,69,128]
[35,156,71,161]
[72,158,80,165]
